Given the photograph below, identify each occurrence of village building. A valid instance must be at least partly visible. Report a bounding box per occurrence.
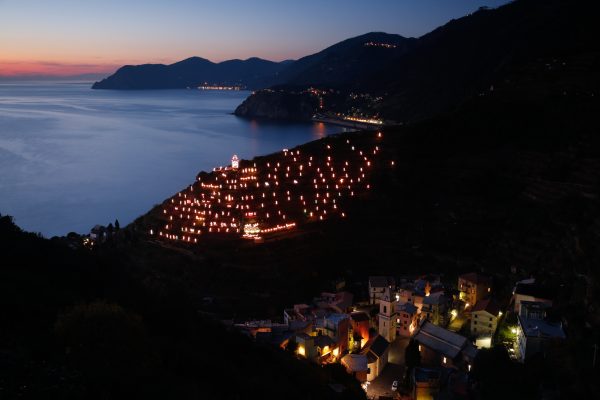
[458,272,492,307]
[90,224,106,242]
[512,283,553,314]
[368,276,395,304]
[349,312,371,351]
[516,301,565,362]
[470,298,501,348]
[340,354,369,383]
[318,313,350,354]
[313,291,354,313]
[412,367,441,400]
[413,320,478,371]
[421,292,450,327]
[295,332,338,362]
[377,287,397,342]
[399,283,426,312]
[396,302,419,337]
[361,335,390,381]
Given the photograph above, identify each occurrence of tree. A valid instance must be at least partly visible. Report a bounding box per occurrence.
[115,219,120,231]
[471,345,528,399]
[54,301,156,394]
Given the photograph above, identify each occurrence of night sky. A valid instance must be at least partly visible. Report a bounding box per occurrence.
[0,0,510,77]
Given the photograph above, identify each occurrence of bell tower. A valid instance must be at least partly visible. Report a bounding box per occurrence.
[378,287,397,342]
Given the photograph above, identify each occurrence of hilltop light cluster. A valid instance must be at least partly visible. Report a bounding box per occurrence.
[363,41,397,49]
[152,132,390,243]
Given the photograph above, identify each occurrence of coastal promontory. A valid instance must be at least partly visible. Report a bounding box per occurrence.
[234,90,318,121]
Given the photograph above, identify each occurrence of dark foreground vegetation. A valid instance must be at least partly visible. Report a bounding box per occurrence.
[0,215,365,399]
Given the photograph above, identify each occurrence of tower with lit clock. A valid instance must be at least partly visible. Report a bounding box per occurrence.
[231,154,239,169]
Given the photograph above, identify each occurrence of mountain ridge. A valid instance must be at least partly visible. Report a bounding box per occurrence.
[235,0,600,123]
[92,56,291,90]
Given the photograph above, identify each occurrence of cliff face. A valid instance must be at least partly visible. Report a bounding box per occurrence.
[234,91,318,121]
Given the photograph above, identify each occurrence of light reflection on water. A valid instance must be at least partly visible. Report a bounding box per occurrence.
[0,81,346,236]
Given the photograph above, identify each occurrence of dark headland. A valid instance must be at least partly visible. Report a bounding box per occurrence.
[91,57,293,90]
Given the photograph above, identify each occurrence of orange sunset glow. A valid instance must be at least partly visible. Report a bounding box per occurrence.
[0,60,121,77]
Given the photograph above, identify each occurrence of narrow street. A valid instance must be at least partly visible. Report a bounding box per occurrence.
[447,312,468,332]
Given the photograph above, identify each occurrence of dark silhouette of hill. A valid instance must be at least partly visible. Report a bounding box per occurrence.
[92,56,290,90]
[236,0,600,121]
[369,0,600,121]
[274,32,415,87]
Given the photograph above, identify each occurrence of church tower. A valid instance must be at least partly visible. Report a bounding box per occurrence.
[378,287,397,342]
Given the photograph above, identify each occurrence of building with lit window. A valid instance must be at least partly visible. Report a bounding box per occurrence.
[413,320,478,371]
[397,302,419,337]
[458,272,492,307]
[470,298,501,348]
[421,292,450,327]
[377,287,397,342]
[398,283,426,312]
[516,301,565,362]
[341,354,369,383]
[349,312,371,351]
[318,313,350,355]
[512,283,553,314]
[368,276,395,304]
[361,335,390,381]
[231,154,239,169]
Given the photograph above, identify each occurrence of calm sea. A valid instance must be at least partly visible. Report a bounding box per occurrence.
[0,81,345,236]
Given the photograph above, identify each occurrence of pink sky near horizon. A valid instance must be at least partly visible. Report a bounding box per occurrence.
[0,0,511,78]
[0,60,123,77]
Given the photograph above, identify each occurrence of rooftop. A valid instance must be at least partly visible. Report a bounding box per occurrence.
[296,332,312,341]
[314,335,336,348]
[518,315,565,339]
[398,302,418,314]
[423,292,447,306]
[459,272,491,285]
[471,298,501,316]
[350,311,370,322]
[369,275,395,288]
[325,313,349,325]
[364,334,390,358]
[341,354,369,372]
[514,283,553,300]
[414,321,475,360]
